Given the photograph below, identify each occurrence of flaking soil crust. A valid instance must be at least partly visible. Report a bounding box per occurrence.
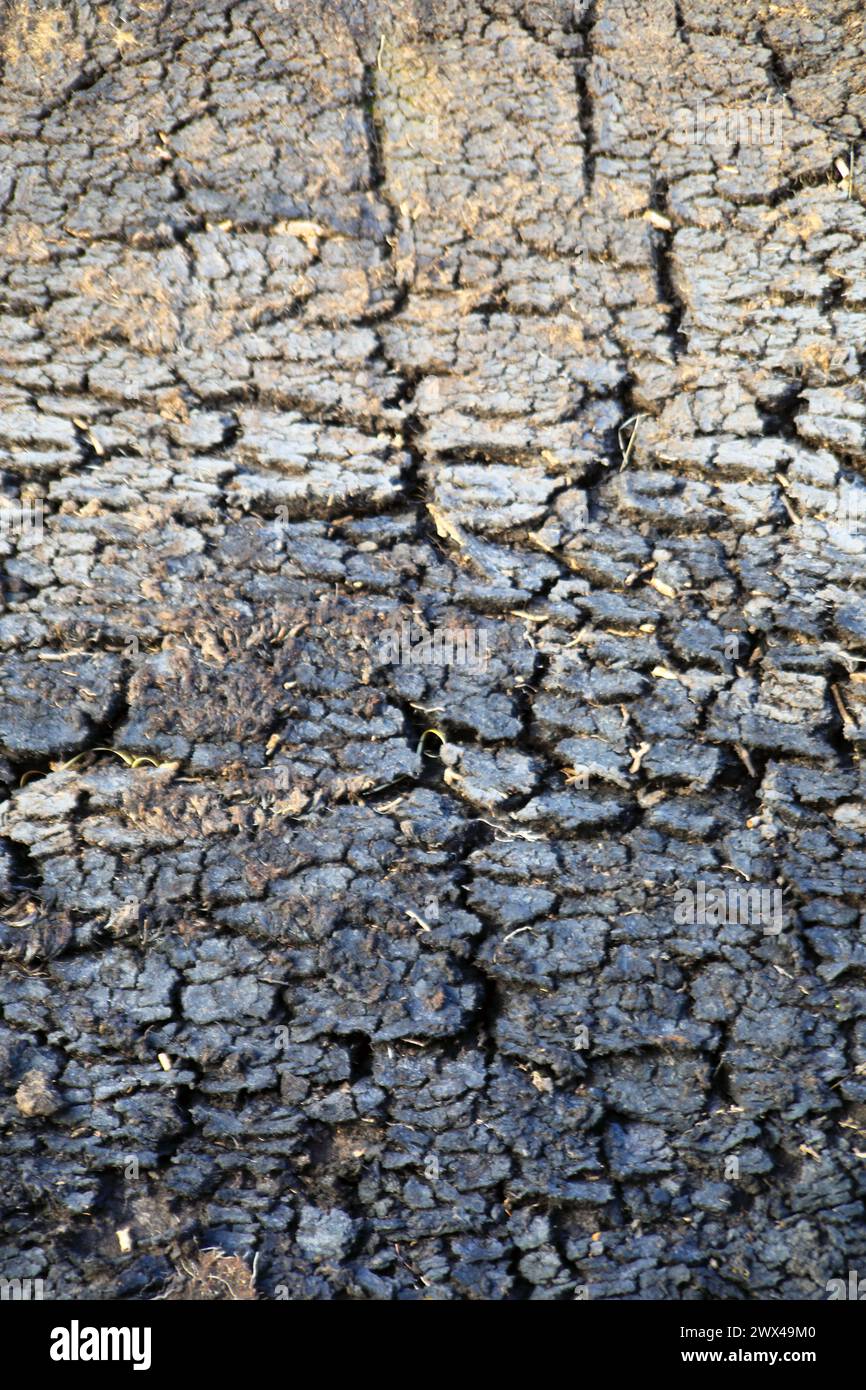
[1,0,865,1300]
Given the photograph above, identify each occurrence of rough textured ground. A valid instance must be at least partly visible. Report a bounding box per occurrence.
[1,0,866,1301]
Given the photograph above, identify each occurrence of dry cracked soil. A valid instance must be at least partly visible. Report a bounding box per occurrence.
[1,0,866,1302]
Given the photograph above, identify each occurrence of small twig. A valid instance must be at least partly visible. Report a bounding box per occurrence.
[502,925,537,943]
[734,743,757,778]
[628,741,651,774]
[405,909,433,932]
[831,682,855,729]
[618,413,645,471]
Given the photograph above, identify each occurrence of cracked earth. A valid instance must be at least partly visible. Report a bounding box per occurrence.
[1,0,866,1300]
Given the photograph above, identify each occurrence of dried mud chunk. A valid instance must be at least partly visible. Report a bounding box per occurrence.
[15,1069,61,1117]
[231,413,406,516]
[440,744,540,809]
[2,0,865,1305]
[0,653,122,759]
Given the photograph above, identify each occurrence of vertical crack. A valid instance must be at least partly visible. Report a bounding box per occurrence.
[573,0,598,197]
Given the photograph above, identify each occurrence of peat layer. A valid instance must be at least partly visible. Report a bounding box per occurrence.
[1,0,866,1300]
